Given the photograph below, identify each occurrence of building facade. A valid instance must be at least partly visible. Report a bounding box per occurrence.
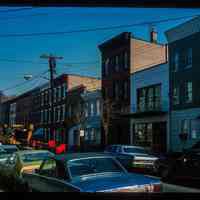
[165,16,200,152]
[39,74,101,145]
[130,63,169,153]
[80,89,102,150]
[98,31,167,146]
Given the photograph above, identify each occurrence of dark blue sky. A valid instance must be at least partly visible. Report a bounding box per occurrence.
[1,7,200,96]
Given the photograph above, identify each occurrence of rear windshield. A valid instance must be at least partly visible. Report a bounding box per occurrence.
[21,152,51,163]
[123,147,148,154]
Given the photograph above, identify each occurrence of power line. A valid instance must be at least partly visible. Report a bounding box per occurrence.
[0,14,198,38]
[0,8,33,13]
[2,70,48,92]
[0,58,99,66]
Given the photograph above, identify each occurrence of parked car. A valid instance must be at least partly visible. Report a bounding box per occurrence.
[0,145,19,164]
[104,145,159,173]
[0,150,54,191]
[154,141,200,178]
[155,150,200,189]
[22,152,162,192]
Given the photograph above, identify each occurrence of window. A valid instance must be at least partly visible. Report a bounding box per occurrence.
[186,48,192,68]
[124,51,128,69]
[53,107,56,122]
[154,85,161,109]
[115,55,119,72]
[96,100,100,116]
[147,87,154,110]
[57,106,61,122]
[63,105,66,121]
[41,110,43,123]
[137,88,146,111]
[185,81,193,103]
[113,82,119,100]
[41,93,44,106]
[48,108,51,123]
[124,81,128,100]
[58,86,61,101]
[173,52,179,72]
[181,119,190,134]
[105,58,109,76]
[68,105,72,117]
[63,83,66,99]
[91,103,94,116]
[173,86,180,105]
[54,88,57,103]
[49,90,51,104]
[85,103,89,117]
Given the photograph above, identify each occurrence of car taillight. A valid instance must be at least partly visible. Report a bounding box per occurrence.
[145,184,161,192]
[153,184,161,192]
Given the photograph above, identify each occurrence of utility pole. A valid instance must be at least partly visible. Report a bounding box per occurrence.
[40,54,63,141]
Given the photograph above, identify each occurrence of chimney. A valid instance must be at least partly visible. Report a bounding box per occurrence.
[149,26,157,43]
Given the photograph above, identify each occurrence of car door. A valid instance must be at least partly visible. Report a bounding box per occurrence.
[24,158,79,192]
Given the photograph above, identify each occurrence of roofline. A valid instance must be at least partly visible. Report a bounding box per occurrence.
[132,36,166,46]
[130,61,168,75]
[165,16,200,36]
[62,73,101,80]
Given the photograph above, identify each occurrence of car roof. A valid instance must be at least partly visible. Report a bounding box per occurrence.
[108,145,145,149]
[1,145,18,149]
[54,152,113,162]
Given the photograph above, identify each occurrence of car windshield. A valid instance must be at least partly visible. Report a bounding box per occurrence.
[68,157,124,178]
[21,152,51,163]
[3,148,18,154]
[123,147,148,154]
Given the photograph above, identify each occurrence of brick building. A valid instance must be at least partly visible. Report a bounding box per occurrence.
[99,31,167,146]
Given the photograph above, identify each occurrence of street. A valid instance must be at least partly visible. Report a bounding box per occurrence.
[163,183,200,193]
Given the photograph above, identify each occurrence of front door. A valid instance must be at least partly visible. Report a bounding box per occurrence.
[152,122,167,153]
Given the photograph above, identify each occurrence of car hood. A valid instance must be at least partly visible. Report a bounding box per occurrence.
[71,172,161,192]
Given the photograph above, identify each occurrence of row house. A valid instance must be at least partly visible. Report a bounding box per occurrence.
[39,74,101,145]
[80,89,102,150]
[98,31,167,146]
[130,62,169,153]
[165,16,200,152]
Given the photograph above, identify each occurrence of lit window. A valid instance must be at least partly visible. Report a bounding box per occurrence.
[173,86,179,105]
[91,103,94,116]
[96,100,101,116]
[185,81,193,103]
[85,103,89,117]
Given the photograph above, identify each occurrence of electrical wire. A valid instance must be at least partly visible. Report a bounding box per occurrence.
[1,70,49,92]
[0,14,198,38]
[0,8,33,13]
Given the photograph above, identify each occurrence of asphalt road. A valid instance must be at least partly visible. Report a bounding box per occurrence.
[163,183,200,193]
